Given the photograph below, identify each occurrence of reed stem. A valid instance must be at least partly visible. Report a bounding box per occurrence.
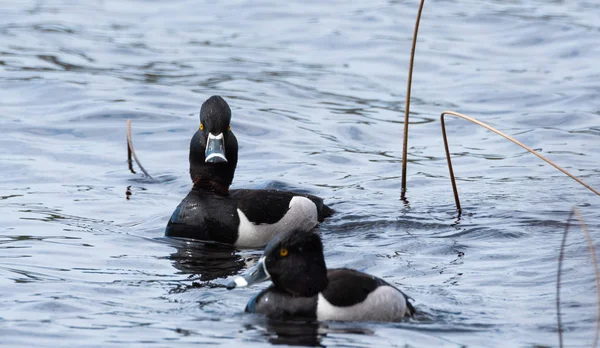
[400,0,426,200]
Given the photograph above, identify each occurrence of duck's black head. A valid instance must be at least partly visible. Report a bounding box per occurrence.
[190,96,238,193]
[228,230,328,297]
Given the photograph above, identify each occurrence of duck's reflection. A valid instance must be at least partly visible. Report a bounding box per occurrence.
[244,317,374,347]
[267,319,323,346]
[166,237,246,281]
[243,318,324,346]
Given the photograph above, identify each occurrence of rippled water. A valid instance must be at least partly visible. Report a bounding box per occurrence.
[1,0,600,346]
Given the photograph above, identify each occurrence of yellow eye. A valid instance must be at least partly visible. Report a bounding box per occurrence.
[228,125,231,131]
[199,123,204,131]
[279,248,288,257]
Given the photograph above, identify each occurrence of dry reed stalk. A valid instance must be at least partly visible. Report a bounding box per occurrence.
[400,0,426,200]
[440,110,600,211]
[126,119,155,180]
[557,208,600,348]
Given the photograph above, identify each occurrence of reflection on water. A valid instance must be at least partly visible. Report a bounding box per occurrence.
[262,319,324,347]
[244,317,379,347]
[165,237,246,281]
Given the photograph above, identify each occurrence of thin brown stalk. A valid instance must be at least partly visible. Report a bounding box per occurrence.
[127,122,135,174]
[440,110,600,211]
[400,0,426,200]
[126,119,155,180]
[557,208,600,348]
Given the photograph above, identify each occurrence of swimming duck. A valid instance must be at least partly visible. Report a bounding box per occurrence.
[165,96,333,248]
[227,229,415,322]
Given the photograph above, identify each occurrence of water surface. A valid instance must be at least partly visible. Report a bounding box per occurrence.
[1,0,600,346]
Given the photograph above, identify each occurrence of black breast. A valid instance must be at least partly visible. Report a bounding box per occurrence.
[246,285,318,319]
[165,190,240,244]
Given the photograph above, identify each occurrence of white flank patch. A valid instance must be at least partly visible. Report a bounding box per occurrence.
[235,196,318,248]
[316,285,408,322]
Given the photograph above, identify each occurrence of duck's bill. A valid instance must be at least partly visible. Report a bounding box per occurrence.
[226,256,270,290]
[205,132,227,163]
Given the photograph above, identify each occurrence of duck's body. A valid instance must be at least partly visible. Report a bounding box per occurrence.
[165,96,333,248]
[227,230,415,322]
[166,189,332,248]
[247,268,414,321]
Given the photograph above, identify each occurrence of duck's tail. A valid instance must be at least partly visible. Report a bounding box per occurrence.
[303,194,334,222]
[403,292,416,317]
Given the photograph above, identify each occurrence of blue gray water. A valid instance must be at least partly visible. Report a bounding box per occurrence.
[1,0,599,346]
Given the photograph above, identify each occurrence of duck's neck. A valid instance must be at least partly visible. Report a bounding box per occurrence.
[191,177,230,196]
[300,272,328,297]
[189,161,234,196]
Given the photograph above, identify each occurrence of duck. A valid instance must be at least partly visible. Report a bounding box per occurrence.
[165,96,334,248]
[226,229,415,322]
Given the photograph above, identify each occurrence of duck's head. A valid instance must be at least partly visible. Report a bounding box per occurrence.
[190,96,238,192]
[227,230,328,297]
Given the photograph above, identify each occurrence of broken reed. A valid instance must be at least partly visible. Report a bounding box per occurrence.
[557,208,600,348]
[440,111,600,211]
[127,119,155,180]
